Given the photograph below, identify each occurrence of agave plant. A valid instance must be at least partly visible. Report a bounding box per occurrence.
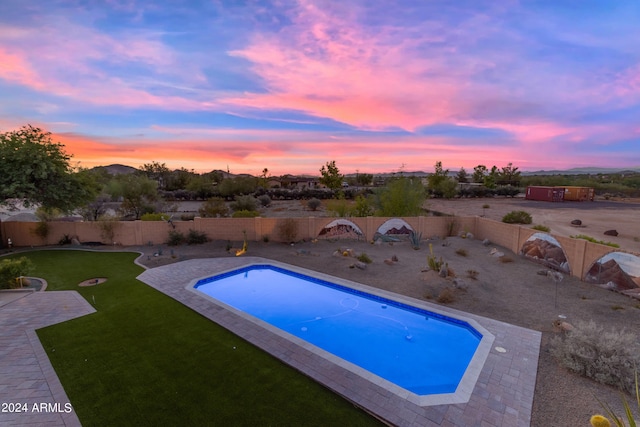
[409,230,423,250]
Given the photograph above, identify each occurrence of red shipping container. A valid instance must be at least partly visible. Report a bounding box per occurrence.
[525,186,565,202]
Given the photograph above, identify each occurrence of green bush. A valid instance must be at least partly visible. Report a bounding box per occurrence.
[532,224,550,232]
[166,230,186,246]
[502,210,532,224]
[351,195,374,217]
[140,213,168,221]
[550,320,640,394]
[231,210,260,218]
[230,195,258,212]
[198,197,229,218]
[186,229,208,245]
[571,234,620,248]
[257,195,272,207]
[0,257,33,289]
[357,253,372,264]
[307,198,322,211]
[326,199,351,217]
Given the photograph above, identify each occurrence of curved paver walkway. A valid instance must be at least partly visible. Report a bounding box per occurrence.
[0,290,95,426]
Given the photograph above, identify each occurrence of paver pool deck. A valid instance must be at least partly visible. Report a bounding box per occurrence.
[138,256,541,427]
[0,256,541,426]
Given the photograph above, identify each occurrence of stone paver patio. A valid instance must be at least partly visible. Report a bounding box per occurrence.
[138,256,541,427]
[0,289,94,426]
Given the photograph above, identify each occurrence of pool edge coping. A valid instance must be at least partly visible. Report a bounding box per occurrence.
[185,260,496,407]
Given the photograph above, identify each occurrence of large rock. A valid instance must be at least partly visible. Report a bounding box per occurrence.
[603,229,618,236]
[571,219,582,226]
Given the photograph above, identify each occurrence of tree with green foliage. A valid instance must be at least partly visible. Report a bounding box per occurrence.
[0,125,97,211]
[427,161,449,189]
[472,165,488,184]
[106,174,158,219]
[456,167,469,183]
[218,176,259,198]
[356,173,374,186]
[140,162,171,190]
[186,174,216,200]
[498,162,521,186]
[319,160,344,192]
[374,177,426,216]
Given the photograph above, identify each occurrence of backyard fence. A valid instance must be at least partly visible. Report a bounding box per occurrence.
[0,216,635,282]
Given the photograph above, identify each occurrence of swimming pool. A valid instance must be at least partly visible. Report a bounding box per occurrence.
[191,263,493,404]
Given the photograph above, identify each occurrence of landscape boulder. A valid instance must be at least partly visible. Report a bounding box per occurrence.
[570,219,582,226]
[603,229,618,236]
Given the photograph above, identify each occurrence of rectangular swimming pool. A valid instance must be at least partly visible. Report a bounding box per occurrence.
[192,264,493,404]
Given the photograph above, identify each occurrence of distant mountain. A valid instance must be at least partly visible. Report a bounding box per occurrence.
[91,164,138,175]
[522,167,640,176]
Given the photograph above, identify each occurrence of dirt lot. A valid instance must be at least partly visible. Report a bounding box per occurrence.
[132,198,640,426]
[425,196,640,254]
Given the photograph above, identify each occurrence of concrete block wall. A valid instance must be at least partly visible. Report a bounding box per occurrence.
[2,216,638,281]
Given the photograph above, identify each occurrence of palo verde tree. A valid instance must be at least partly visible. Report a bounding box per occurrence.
[0,125,97,211]
[319,160,344,192]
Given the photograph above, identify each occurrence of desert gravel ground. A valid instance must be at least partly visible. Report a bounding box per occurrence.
[132,197,640,426]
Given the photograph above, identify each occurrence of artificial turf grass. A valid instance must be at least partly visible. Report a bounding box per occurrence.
[14,250,384,427]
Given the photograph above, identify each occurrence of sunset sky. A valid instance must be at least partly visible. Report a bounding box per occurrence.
[1,1,639,176]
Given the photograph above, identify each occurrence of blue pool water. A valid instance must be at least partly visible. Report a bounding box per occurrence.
[193,264,482,395]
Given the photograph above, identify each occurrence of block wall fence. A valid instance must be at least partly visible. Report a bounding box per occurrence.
[1,216,635,281]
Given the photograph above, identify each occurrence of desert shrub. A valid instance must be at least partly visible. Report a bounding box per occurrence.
[33,221,50,241]
[140,213,168,221]
[482,204,490,209]
[351,195,373,217]
[357,253,372,264]
[437,288,455,304]
[257,195,271,207]
[180,213,195,221]
[502,210,532,224]
[446,217,458,236]
[550,320,640,394]
[58,234,73,245]
[0,257,34,289]
[186,229,208,245]
[230,195,258,212]
[166,230,186,246]
[307,198,322,211]
[455,248,467,257]
[199,197,229,218]
[571,234,620,248]
[326,199,351,217]
[277,218,298,243]
[532,224,550,232]
[231,210,260,218]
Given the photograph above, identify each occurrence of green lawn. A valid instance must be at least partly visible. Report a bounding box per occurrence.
[14,250,382,426]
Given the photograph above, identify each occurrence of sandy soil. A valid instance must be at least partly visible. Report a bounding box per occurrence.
[133,227,640,426]
[425,196,640,254]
